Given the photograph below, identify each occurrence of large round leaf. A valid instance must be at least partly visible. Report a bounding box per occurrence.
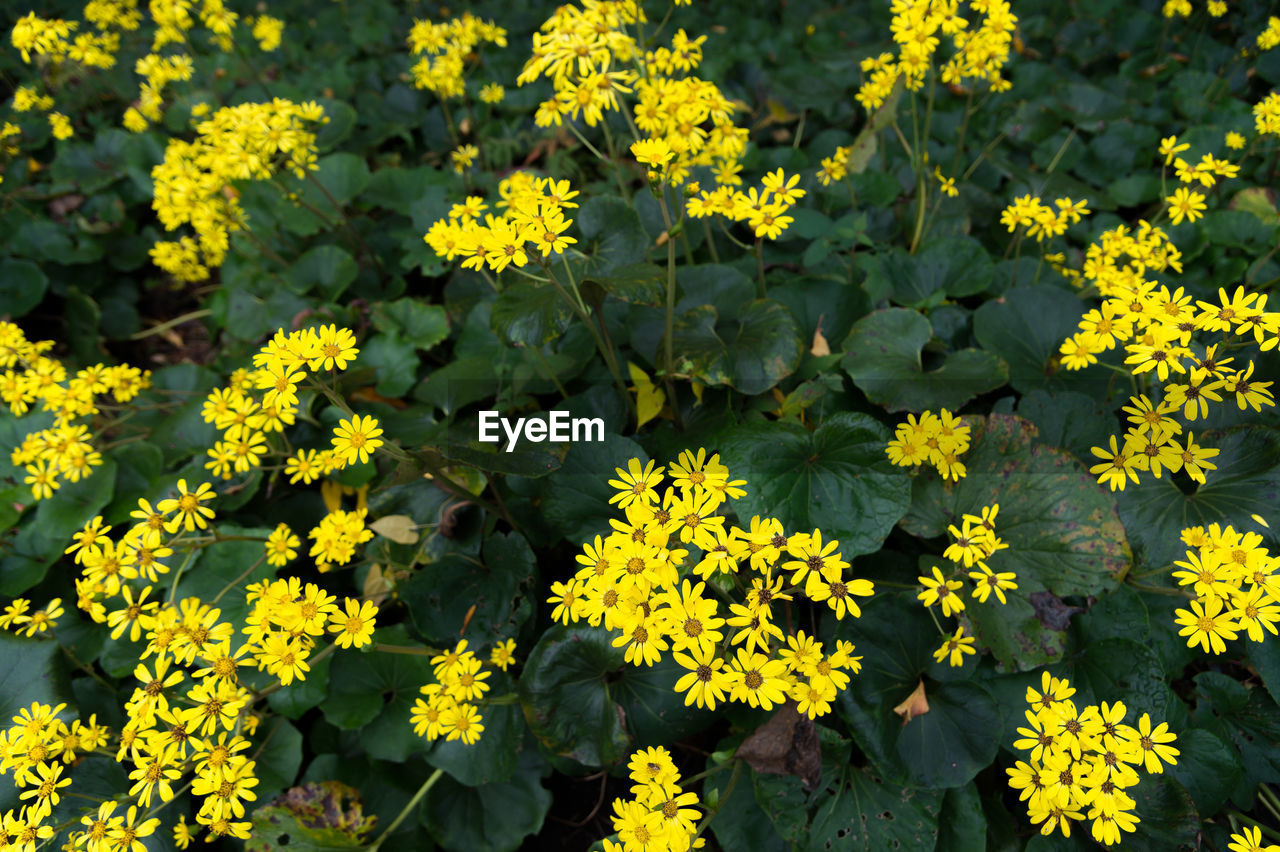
[842,308,1008,412]
[901,415,1130,670]
[895,681,1002,789]
[672,299,804,397]
[0,258,48,318]
[421,752,551,852]
[862,236,994,307]
[1117,426,1280,570]
[490,281,573,347]
[401,531,537,650]
[717,412,911,558]
[576,196,651,275]
[517,624,707,768]
[539,434,647,545]
[972,285,1105,394]
[1063,637,1166,721]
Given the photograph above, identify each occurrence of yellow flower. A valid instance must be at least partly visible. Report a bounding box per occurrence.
[157,479,217,533]
[630,137,674,167]
[1166,186,1207,225]
[331,414,384,466]
[328,598,377,649]
[933,628,976,667]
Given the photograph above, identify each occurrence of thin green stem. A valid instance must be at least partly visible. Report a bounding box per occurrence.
[210,553,268,606]
[130,309,213,341]
[167,546,200,605]
[693,760,742,840]
[700,220,720,264]
[367,769,445,852]
[754,238,766,297]
[657,192,685,430]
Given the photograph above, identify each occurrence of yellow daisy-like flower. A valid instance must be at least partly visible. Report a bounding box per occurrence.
[933,628,976,667]
[328,599,378,649]
[630,137,674,167]
[157,479,216,533]
[331,414,384,466]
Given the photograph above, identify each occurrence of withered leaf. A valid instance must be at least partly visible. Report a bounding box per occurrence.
[735,701,822,791]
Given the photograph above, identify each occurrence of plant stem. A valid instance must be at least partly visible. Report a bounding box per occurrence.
[754,238,766,297]
[367,768,445,851]
[656,193,685,430]
[130,309,213,341]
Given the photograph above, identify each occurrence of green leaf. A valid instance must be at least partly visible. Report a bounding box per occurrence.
[1166,727,1243,815]
[491,281,573,347]
[1200,209,1276,249]
[582,262,665,305]
[1117,426,1280,570]
[2,460,118,595]
[972,286,1093,393]
[0,257,49,317]
[718,413,911,558]
[255,718,305,802]
[1118,775,1200,852]
[0,633,72,725]
[401,531,536,650]
[307,153,371,206]
[896,681,1002,789]
[287,245,358,300]
[827,592,937,780]
[540,434,647,545]
[577,196,651,274]
[805,766,940,852]
[1065,637,1166,721]
[842,308,1009,411]
[427,672,523,786]
[372,299,449,351]
[901,415,1131,669]
[672,299,804,396]
[174,525,276,630]
[421,751,551,852]
[937,784,987,852]
[709,764,785,852]
[323,625,436,761]
[1015,389,1114,464]
[517,624,632,767]
[248,781,375,852]
[863,237,994,307]
[360,332,419,397]
[1194,672,1280,791]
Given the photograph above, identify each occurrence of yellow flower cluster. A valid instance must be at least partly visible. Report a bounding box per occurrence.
[518,0,644,128]
[547,450,871,721]
[884,408,971,481]
[0,598,64,637]
[1256,91,1280,137]
[407,12,507,99]
[2,322,150,500]
[125,53,195,132]
[200,325,361,481]
[248,15,284,52]
[0,702,114,848]
[917,504,1014,665]
[2,525,379,845]
[1171,523,1280,654]
[1071,284,1275,491]
[817,144,853,186]
[684,168,804,241]
[423,174,580,273]
[600,746,703,852]
[307,508,374,573]
[10,12,119,69]
[1157,134,1241,226]
[150,99,326,282]
[1000,194,1091,242]
[1008,673,1178,846]
[1261,17,1280,51]
[856,0,1017,112]
[410,638,509,746]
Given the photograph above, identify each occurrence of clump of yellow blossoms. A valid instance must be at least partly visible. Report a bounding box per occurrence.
[599,746,703,852]
[1000,194,1091,242]
[2,322,150,501]
[684,167,805,241]
[1171,523,1280,654]
[409,637,512,747]
[917,504,1015,666]
[1007,672,1178,846]
[407,12,507,99]
[424,173,581,273]
[856,0,1017,112]
[547,450,871,721]
[518,2,749,191]
[150,99,327,282]
[884,408,971,481]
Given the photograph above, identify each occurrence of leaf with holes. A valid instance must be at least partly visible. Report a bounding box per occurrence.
[806,767,941,852]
